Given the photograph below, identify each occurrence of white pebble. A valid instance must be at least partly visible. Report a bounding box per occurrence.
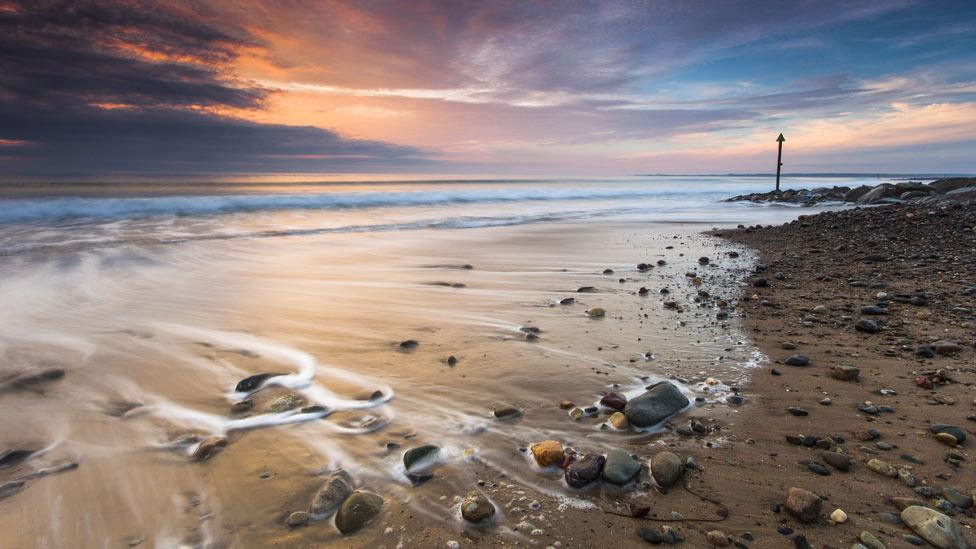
[447,542,460,549]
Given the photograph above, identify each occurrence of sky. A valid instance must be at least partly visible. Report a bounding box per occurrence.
[1,0,975,177]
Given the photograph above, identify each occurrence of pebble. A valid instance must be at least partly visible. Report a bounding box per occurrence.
[602,449,640,485]
[492,406,522,420]
[806,462,829,475]
[650,451,684,487]
[785,487,821,522]
[608,412,628,430]
[460,491,496,525]
[867,458,898,478]
[858,531,887,549]
[829,508,848,523]
[831,364,859,381]
[585,307,606,318]
[855,319,880,333]
[311,469,353,518]
[286,511,310,527]
[530,440,564,467]
[599,392,627,411]
[564,454,605,488]
[784,355,810,366]
[191,436,226,461]
[930,424,966,444]
[403,445,440,471]
[822,451,851,472]
[705,530,729,546]
[335,491,383,534]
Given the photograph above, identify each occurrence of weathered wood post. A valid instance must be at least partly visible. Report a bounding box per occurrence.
[775,133,785,192]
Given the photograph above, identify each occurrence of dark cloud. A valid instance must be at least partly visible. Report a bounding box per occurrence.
[0,0,430,174]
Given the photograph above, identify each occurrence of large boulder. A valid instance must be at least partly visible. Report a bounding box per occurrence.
[624,382,689,428]
[844,185,872,202]
[857,184,900,204]
[929,177,976,193]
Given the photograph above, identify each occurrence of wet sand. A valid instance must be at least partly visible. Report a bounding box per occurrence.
[0,219,765,548]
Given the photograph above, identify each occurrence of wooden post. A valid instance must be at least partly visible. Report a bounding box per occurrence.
[775,133,785,192]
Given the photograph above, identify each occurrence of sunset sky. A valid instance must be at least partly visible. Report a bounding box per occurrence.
[1,0,975,176]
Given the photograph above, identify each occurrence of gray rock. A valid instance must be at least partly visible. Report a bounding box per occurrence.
[822,451,851,472]
[785,355,810,366]
[900,505,968,549]
[623,382,689,428]
[311,470,354,518]
[460,491,496,524]
[856,319,880,333]
[403,445,440,471]
[335,491,383,534]
[650,451,684,487]
[943,487,973,510]
[930,424,966,444]
[861,305,887,315]
[602,449,641,485]
[932,341,962,356]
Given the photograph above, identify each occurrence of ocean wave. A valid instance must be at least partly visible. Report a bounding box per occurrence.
[0,187,722,223]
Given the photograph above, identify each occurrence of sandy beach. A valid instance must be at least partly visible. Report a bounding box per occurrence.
[0,180,973,549]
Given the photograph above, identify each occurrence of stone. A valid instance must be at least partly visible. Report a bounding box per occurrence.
[829,508,848,523]
[565,454,605,488]
[585,307,606,318]
[932,341,962,356]
[492,406,522,420]
[782,342,797,350]
[930,424,966,443]
[785,487,821,522]
[859,531,887,549]
[0,448,34,467]
[856,319,880,333]
[608,412,628,429]
[529,440,564,467]
[399,339,419,348]
[650,451,684,487]
[623,382,689,428]
[403,445,440,471]
[267,394,304,413]
[460,491,495,525]
[286,511,310,527]
[335,491,383,534]
[192,436,226,461]
[706,530,729,546]
[785,355,810,366]
[935,433,959,446]
[599,392,627,411]
[806,462,829,475]
[602,449,640,485]
[861,305,887,315]
[867,458,898,478]
[230,400,253,414]
[822,451,851,472]
[831,364,860,381]
[235,373,279,392]
[311,470,354,517]
[788,406,808,416]
[900,506,968,549]
[942,487,972,509]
